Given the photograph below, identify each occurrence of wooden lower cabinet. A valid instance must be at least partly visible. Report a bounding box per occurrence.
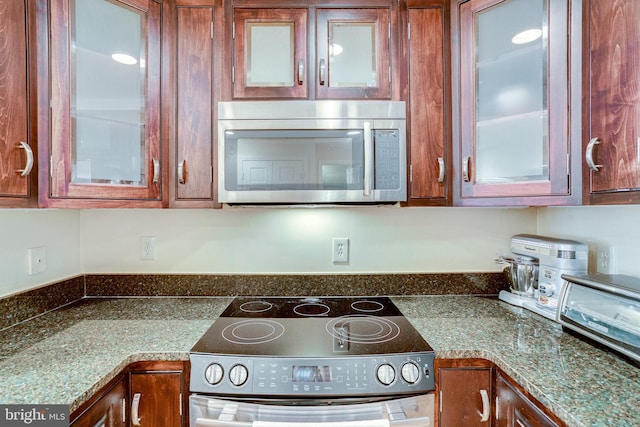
[495,373,559,427]
[70,361,187,427]
[437,359,492,426]
[71,375,126,427]
[436,360,564,427]
[128,361,187,427]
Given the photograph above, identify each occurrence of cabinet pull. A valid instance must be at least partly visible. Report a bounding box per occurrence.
[479,389,490,422]
[132,392,142,426]
[178,160,186,184]
[298,59,304,85]
[17,142,34,177]
[93,413,107,427]
[437,157,445,183]
[319,59,326,85]
[462,156,471,182]
[585,137,602,172]
[152,158,160,184]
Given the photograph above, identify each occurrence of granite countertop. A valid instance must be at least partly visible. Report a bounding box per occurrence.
[0,296,638,427]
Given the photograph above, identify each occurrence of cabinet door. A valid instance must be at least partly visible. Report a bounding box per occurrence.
[583,0,640,204]
[496,374,559,427]
[453,0,572,205]
[130,371,183,427]
[439,367,492,427]
[48,0,162,204]
[0,0,35,207]
[175,5,214,202]
[407,5,448,205]
[233,8,307,99]
[71,377,126,427]
[316,8,391,99]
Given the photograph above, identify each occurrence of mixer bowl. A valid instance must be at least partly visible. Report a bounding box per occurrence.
[499,255,539,297]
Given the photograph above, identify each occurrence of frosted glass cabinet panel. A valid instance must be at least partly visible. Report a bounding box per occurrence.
[48,0,162,203]
[455,0,571,203]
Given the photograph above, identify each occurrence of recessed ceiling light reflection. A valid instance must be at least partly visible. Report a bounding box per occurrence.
[511,29,543,45]
[329,43,344,56]
[111,53,138,65]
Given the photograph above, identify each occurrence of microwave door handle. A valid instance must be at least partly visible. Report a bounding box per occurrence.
[363,122,372,197]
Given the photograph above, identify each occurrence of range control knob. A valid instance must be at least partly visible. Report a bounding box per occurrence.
[376,363,396,386]
[229,364,249,387]
[401,362,420,384]
[204,363,224,385]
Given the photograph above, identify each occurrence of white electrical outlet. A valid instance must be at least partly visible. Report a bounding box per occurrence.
[596,244,615,274]
[332,238,349,263]
[28,246,46,275]
[140,236,156,261]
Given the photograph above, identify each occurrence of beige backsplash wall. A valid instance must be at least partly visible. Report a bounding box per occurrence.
[537,205,640,277]
[2,205,640,298]
[78,207,534,274]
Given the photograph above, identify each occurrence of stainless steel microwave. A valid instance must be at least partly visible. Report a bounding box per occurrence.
[218,101,407,205]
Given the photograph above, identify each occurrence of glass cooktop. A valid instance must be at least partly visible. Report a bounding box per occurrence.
[191,297,432,357]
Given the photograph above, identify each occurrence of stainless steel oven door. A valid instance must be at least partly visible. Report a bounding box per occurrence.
[190,394,433,427]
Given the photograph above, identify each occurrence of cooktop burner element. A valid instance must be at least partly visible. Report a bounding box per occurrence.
[190,296,435,398]
[293,302,331,316]
[326,315,400,344]
[221,319,285,345]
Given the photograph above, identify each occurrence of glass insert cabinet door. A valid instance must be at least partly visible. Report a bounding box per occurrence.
[49,0,161,201]
[233,8,308,99]
[316,9,391,99]
[457,0,569,199]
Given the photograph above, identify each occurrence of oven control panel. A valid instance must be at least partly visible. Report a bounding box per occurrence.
[190,352,435,396]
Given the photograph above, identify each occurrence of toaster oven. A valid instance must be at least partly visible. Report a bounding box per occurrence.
[559,274,640,364]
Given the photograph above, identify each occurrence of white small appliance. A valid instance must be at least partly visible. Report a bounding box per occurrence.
[498,234,588,321]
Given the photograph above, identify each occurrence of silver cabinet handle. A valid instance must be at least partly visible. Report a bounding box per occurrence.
[363,122,372,197]
[178,160,186,184]
[585,137,602,172]
[319,59,326,85]
[462,156,471,182]
[479,389,490,422]
[298,59,304,85]
[132,392,142,426]
[437,157,445,183]
[152,158,160,184]
[17,141,34,177]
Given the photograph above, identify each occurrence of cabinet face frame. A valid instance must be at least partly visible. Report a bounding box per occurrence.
[582,0,640,204]
[44,0,163,206]
[450,0,582,206]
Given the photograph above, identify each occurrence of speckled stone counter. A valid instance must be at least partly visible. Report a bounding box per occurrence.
[0,298,232,413]
[0,296,638,427]
[393,296,640,427]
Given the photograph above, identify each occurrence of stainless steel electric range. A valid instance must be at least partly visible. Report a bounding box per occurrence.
[189,296,435,427]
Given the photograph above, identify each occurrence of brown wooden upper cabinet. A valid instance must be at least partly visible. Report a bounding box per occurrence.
[582,0,640,205]
[406,1,450,206]
[451,0,580,206]
[44,0,164,207]
[232,4,392,100]
[0,0,37,208]
[173,4,215,206]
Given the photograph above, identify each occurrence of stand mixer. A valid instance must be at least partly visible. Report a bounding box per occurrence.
[498,234,588,321]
